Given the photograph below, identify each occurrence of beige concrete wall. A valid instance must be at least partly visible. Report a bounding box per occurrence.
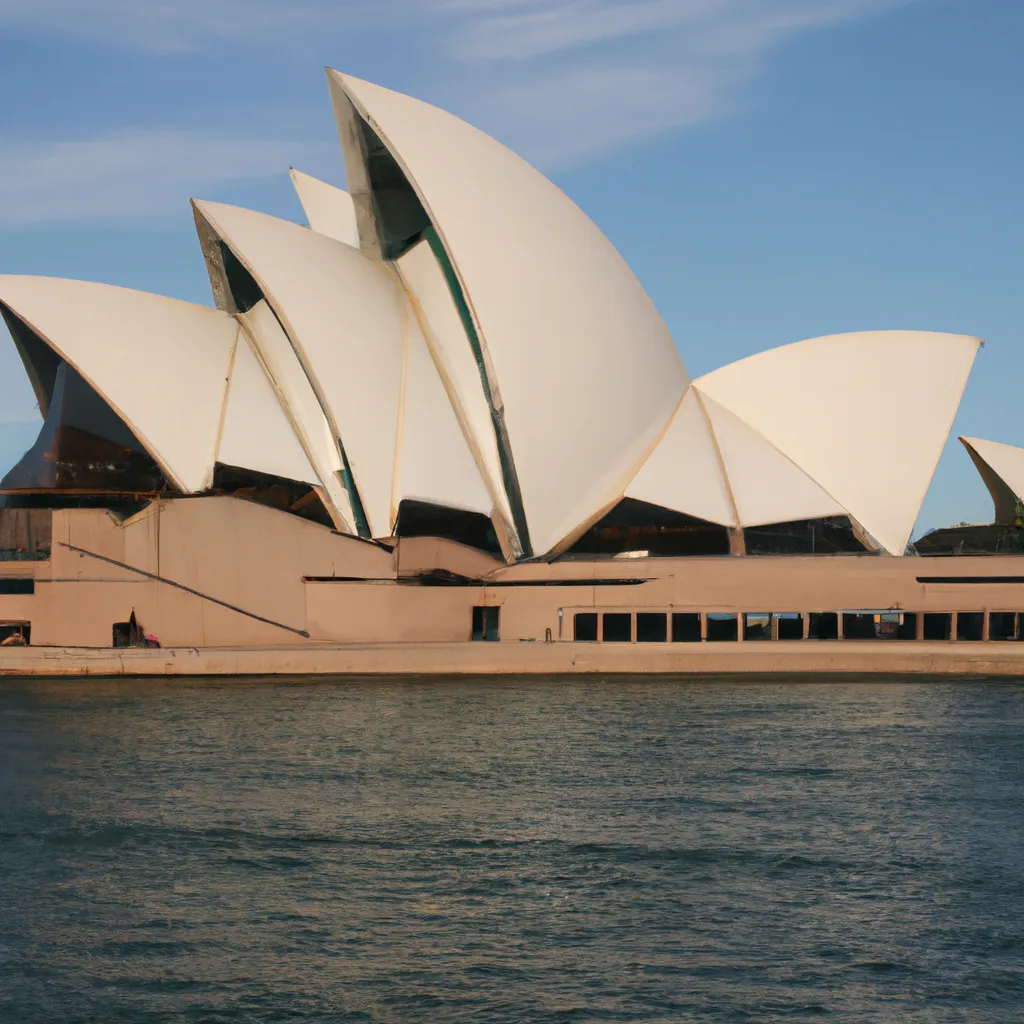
[395,536,503,579]
[306,582,482,643]
[492,555,1024,618]
[0,562,44,580]
[46,509,137,582]
[31,581,156,647]
[7,638,1024,678]
[6,497,1024,651]
[0,594,35,626]
[14,497,399,648]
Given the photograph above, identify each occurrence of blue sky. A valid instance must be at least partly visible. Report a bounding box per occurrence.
[0,0,1021,535]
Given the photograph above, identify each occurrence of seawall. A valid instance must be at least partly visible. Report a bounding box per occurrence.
[3,640,1024,679]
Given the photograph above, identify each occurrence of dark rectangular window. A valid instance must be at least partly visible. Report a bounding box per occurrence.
[743,613,772,641]
[808,613,838,640]
[636,612,667,643]
[602,613,632,643]
[896,613,917,640]
[990,612,1018,641]
[706,613,738,642]
[776,613,804,640]
[574,612,598,642]
[0,579,34,595]
[671,613,701,643]
[843,612,878,639]
[841,611,914,640]
[471,606,499,641]
[923,613,951,641]
[956,612,984,642]
[0,622,29,646]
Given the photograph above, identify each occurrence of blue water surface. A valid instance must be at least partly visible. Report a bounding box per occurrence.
[1,677,1022,1022]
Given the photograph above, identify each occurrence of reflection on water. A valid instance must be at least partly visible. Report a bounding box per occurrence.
[1,677,1023,1022]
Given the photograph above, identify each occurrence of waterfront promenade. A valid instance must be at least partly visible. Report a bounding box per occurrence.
[4,640,1024,678]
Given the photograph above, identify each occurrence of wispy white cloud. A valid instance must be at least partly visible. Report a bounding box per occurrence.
[440,0,907,61]
[0,0,347,51]
[456,62,739,168]
[0,0,913,57]
[428,0,918,165]
[0,130,335,225]
[0,0,920,222]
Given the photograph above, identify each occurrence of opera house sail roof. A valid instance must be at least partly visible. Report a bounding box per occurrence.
[959,436,1024,523]
[0,72,983,562]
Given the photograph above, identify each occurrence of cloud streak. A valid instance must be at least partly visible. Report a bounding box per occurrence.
[444,0,906,61]
[433,0,917,166]
[0,0,920,221]
[0,130,335,226]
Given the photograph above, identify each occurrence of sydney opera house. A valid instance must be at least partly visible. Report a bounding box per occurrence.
[1,71,1022,672]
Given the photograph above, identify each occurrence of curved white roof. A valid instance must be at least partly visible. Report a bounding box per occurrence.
[394,302,493,518]
[626,384,844,530]
[218,330,319,487]
[237,299,354,531]
[626,389,737,528]
[959,436,1024,522]
[194,200,406,538]
[329,71,689,557]
[289,169,360,247]
[395,238,515,538]
[0,77,987,566]
[694,331,981,554]
[0,275,236,493]
[699,392,844,527]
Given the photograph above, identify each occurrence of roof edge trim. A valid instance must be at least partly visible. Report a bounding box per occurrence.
[693,383,850,531]
[0,287,192,493]
[328,70,531,555]
[193,199,373,536]
[893,339,981,549]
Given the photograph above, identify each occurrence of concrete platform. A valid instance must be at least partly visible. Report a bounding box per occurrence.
[3,640,1024,678]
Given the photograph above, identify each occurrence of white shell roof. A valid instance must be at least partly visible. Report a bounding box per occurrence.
[236,299,355,531]
[694,331,981,554]
[626,331,980,553]
[395,238,514,536]
[289,169,360,247]
[959,436,1024,519]
[699,392,844,527]
[194,200,406,538]
[0,275,237,493]
[218,329,319,487]
[329,71,689,557]
[0,75,987,565]
[395,301,493,518]
[626,388,737,528]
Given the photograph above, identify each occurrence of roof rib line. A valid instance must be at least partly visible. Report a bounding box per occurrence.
[695,385,850,528]
[692,388,741,531]
[59,542,310,638]
[423,227,532,558]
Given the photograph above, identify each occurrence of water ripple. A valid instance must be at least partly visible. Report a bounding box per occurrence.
[1,677,1023,1022]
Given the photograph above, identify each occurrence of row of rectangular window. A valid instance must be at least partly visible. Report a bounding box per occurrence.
[573,611,1024,642]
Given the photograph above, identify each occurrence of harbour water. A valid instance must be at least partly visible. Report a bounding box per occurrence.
[1,677,1022,1022]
